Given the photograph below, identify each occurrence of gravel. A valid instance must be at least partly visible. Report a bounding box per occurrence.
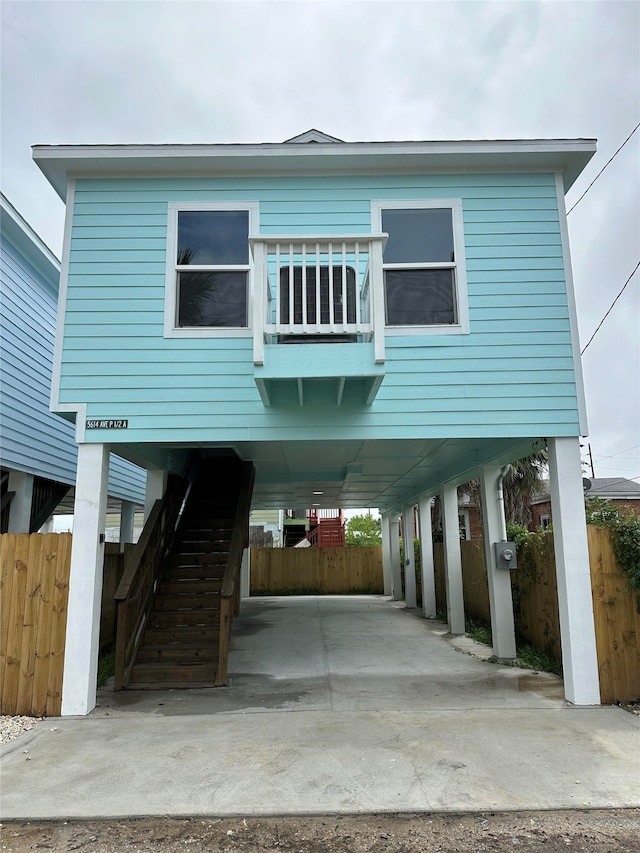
[0,715,43,744]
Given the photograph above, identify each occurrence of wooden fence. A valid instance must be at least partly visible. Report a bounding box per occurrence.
[588,526,640,704]
[250,546,383,595]
[0,533,72,716]
[431,528,639,704]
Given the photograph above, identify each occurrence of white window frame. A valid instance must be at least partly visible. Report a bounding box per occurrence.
[164,201,259,338]
[371,198,470,336]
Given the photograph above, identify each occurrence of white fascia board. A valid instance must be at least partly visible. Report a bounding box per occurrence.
[32,138,597,200]
[0,192,60,284]
[49,179,87,440]
[555,172,589,436]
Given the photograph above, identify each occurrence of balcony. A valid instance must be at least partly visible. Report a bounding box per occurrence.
[250,234,386,407]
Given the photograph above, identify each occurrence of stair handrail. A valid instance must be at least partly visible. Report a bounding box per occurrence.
[113,472,190,689]
[215,462,255,686]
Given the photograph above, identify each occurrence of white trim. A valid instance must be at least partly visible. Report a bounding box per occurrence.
[163,201,259,339]
[0,192,60,281]
[371,198,470,336]
[49,179,86,440]
[33,138,597,199]
[555,173,588,435]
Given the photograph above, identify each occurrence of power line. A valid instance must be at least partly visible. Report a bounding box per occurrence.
[567,121,640,215]
[581,260,640,354]
[593,443,640,463]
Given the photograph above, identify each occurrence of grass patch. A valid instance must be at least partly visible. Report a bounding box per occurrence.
[514,643,562,676]
[97,643,116,688]
[464,619,562,676]
[465,619,492,646]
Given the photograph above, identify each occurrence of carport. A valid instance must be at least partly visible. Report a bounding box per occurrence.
[2,595,637,819]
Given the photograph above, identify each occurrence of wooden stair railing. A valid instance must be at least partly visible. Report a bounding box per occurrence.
[215,462,255,686]
[114,473,191,690]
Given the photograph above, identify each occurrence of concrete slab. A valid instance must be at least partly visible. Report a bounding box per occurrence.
[2,596,639,819]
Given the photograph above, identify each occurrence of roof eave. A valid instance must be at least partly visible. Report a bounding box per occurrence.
[32,138,598,200]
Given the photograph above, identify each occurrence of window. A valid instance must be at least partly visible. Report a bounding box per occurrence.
[371,199,469,334]
[165,202,258,337]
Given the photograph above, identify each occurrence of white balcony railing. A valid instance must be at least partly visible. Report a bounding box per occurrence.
[250,234,386,366]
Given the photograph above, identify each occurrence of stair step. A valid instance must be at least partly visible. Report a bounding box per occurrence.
[143,626,220,644]
[178,527,232,539]
[152,593,221,611]
[162,571,226,585]
[165,554,228,567]
[159,580,222,595]
[177,542,230,554]
[137,644,217,663]
[131,661,218,683]
[148,610,219,628]
[126,680,217,690]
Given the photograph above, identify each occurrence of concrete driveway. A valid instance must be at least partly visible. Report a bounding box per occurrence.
[1,596,638,819]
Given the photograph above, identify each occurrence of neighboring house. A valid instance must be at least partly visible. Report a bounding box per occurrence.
[0,193,146,537]
[249,508,283,547]
[530,477,640,530]
[33,129,601,713]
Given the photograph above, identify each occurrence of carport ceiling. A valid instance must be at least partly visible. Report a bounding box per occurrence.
[190,436,545,512]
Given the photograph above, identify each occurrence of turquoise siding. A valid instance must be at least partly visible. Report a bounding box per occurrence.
[59,173,579,443]
[1,216,146,503]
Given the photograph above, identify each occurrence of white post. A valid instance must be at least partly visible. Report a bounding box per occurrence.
[548,437,600,705]
[252,240,266,366]
[402,505,417,608]
[418,496,437,618]
[7,471,34,533]
[61,443,110,716]
[369,238,386,364]
[480,465,517,658]
[240,547,251,599]
[119,500,135,549]
[442,483,465,634]
[381,513,393,596]
[389,515,402,601]
[144,469,167,520]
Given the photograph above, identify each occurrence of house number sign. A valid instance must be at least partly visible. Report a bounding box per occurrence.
[86,419,129,430]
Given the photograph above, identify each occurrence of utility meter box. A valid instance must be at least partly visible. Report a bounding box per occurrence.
[494,541,517,569]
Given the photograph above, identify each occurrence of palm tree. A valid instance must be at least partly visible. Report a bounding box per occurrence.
[431,450,548,538]
[460,450,548,528]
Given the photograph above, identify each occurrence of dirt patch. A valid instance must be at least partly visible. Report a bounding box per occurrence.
[2,809,639,852]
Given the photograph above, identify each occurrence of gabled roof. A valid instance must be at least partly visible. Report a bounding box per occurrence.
[532,477,640,503]
[33,136,597,200]
[284,129,344,144]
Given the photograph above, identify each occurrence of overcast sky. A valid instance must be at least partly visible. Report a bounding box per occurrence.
[2,0,638,485]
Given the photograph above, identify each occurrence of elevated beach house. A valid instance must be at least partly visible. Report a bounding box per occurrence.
[32,130,600,714]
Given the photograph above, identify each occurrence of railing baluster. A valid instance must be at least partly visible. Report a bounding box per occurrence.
[301,242,307,329]
[288,243,294,331]
[341,242,348,333]
[328,241,335,331]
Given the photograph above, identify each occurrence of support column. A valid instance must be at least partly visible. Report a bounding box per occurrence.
[61,443,110,716]
[442,483,465,634]
[418,496,437,618]
[548,436,600,705]
[7,471,34,533]
[240,547,251,599]
[119,500,135,550]
[144,469,167,520]
[381,513,393,596]
[480,465,517,658]
[402,504,417,608]
[389,515,402,601]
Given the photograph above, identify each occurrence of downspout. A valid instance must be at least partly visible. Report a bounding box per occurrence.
[497,464,511,541]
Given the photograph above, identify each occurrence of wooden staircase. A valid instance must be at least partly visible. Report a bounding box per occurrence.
[114,455,254,690]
